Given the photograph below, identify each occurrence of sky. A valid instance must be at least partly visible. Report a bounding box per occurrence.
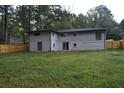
[0,0,124,23]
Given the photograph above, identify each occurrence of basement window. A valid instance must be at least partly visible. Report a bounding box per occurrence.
[34,33,40,36]
[73,43,77,47]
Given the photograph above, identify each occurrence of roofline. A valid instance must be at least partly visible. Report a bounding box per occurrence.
[58,28,107,33]
[26,28,107,34]
[26,29,59,34]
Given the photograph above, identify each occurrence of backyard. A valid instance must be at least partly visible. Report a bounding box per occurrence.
[0,50,124,87]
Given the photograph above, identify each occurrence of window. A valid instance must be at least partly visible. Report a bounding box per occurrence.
[61,33,67,37]
[53,43,55,47]
[73,33,77,36]
[61,34,65,37]
[73,43,77,47]
[96,32,102,40]
[34,33,40,36]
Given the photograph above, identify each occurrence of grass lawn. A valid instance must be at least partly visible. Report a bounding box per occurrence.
[0,50,124,88]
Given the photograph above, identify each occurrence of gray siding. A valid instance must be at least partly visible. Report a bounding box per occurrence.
[58,32,105,50]
[29,32,50,52]
[29,31,106,52]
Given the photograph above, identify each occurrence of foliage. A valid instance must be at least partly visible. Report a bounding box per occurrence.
[33,5,53,29]
[51,6,75,29]
[72,13,88,28]
[51,21,73,30]
[107,23,121,40]
[88,5,114,28]
[13,5,35,43]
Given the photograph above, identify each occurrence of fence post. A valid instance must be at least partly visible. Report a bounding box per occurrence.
[9,44,10,53]
[112,41,114,48]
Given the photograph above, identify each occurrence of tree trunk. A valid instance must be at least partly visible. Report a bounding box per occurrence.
[4,5,8,44]
[1,8,4,43]
[28,5,31,31]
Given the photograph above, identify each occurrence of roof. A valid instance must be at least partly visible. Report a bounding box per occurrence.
[57,28,106,33]
[26,29,58,34]
[27,28,106,34]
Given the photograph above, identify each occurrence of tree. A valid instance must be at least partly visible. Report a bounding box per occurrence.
[0,5,5,43]
[51,21,73,30]
[0,5,14,44]
[72,13,88,28]
[120,19,124,32]
[13,5,35,43]
[51,6,75,29]
[87,5,114,28]
[33,5,53,29]
[87,8,99,27]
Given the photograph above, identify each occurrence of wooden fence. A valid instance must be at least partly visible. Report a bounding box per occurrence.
[0,44,27,54]
[106,40,124,49]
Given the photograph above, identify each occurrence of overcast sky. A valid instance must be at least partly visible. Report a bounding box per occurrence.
[65,0,124,23]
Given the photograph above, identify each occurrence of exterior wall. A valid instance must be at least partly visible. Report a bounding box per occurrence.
[29,32,50,52]
[29,31,106,52]
[58,32,105,51]
[51,32,59,51]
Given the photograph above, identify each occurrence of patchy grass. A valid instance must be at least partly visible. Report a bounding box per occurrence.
[0,50,124,87]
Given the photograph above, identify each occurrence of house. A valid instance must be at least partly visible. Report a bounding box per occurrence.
[0,36,24,44]
[27,28,106,52]
[9,36,23,44]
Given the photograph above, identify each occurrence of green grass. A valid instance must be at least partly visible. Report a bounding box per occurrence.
[0,50,124,87]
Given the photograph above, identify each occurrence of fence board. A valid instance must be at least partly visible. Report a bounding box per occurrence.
[0,44,27,54]
[106,40,124,49]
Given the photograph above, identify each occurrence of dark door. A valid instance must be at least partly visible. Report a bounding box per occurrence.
[37,42,42,51]
[63,42,69,50]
